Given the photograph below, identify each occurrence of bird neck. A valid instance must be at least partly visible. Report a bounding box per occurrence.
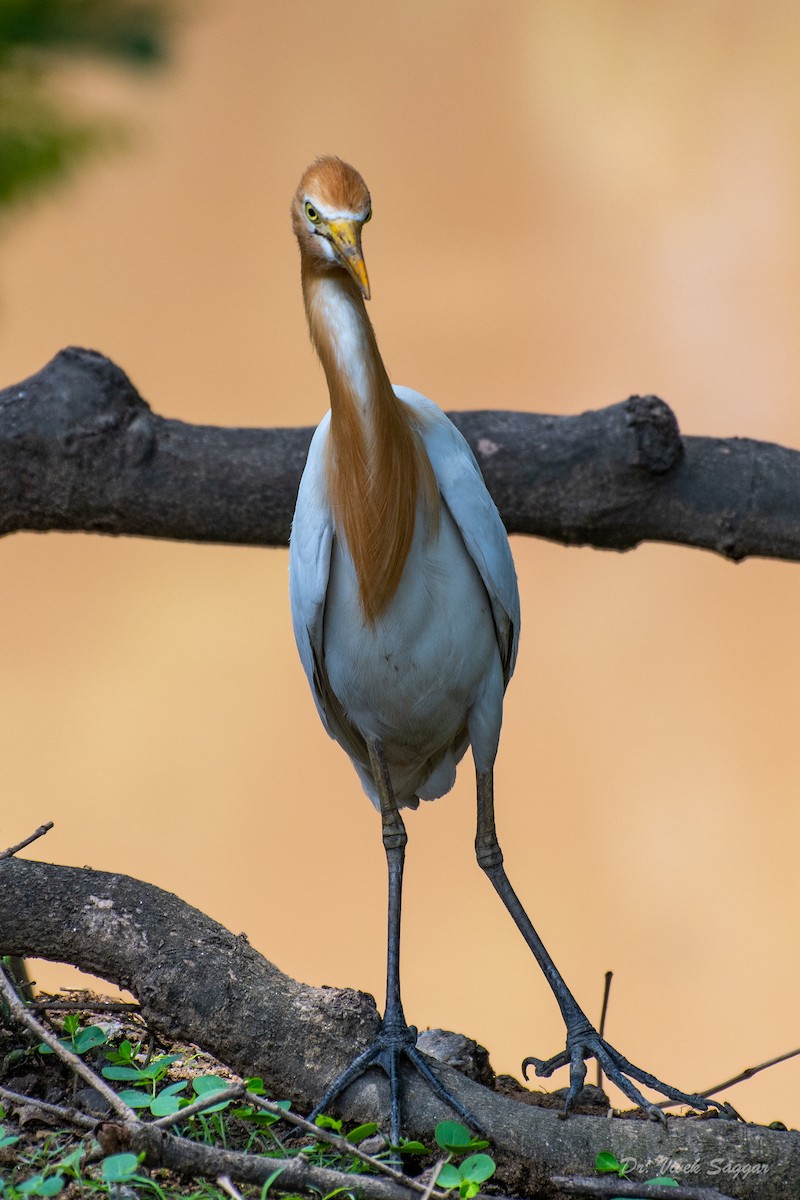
[301,262,439,624]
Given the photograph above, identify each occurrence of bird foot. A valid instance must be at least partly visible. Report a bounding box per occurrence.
[308,1017,485,1144]
[522,1023,715,1123]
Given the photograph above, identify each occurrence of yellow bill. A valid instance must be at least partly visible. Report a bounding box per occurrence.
[328,218,371,300]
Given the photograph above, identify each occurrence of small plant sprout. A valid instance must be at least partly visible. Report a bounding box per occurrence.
[435,1157,496,1199]
[101,1051,182,1110]
[595,1152,632,1179]
[432,1123,495,1199]
[38,1013,108,1057]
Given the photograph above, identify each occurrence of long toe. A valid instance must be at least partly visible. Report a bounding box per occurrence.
[309,1021,484,1144]
[522,1028,715,1119]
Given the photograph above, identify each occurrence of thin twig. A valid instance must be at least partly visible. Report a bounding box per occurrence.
[0,1084,99,1132]
[692,1046,800,1102]
[552,1175,735,1200]
[31,999,141,1014]
[0,822,54,860]
[596,971,613,1090]
[654,1044,800,1112]
[151,1083,245,1127]
[420,1160,447,1200]
[0,962,137,1123]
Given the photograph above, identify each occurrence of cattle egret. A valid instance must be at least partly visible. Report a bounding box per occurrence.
[288,157,710,1139]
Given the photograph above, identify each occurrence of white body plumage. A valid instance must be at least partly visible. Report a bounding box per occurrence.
[290,386,519,810]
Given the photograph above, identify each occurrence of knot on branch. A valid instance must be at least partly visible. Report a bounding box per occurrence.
[49,347,156,467]
[0,348,157,535]
[624,395,683,474]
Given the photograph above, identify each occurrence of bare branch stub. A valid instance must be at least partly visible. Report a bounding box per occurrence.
[0,822,54,860]
[3,348,800,562]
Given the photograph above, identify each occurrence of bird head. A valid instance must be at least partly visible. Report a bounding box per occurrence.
[292,156,372,300]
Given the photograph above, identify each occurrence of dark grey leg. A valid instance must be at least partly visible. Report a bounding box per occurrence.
[475,768,713,1120]
[308,742,484,1144]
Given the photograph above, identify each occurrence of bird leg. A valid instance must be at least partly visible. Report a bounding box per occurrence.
[308,740,484,1145]
[475,767,714,1121]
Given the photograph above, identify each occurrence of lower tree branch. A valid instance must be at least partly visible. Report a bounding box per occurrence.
[1,857,796,1199]
[2,347,800,562]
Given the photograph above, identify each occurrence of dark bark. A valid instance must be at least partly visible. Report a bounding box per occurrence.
[1,857,797,1200]
[3,347,800,562]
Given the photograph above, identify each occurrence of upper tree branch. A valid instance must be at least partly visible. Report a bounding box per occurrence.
[2,347,799,562]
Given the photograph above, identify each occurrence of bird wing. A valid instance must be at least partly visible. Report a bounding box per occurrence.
[396,386,521,687]
[289,413,370,763]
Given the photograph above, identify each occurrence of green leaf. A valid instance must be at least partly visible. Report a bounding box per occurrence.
[232,1105,276,1126]
[315,1114,343,1133]
[435,1121,472,1152]
[246,1076,266,1094]
[436,1164,462,1189]
[397,1140,427,1154]
[191,1075,231,1112]
[346,1122,379,1144]
[37,1179,65,1198]
[63,1014,79,1036]
[17,1175,64,1197]
[0,1127,19,1150]
[101,1154,141,1183]
[193,1074,228,1094]
[105,1039,137,1065]
[459,1155,495,1184]
[117,1089,153,1108]
[150,1091,184,1116]
[137,1054,180,1079]
[596,1152,623,1175]
[73,1026,108,1053]
[460,1183,480,1200]
[101,1065,145,1081]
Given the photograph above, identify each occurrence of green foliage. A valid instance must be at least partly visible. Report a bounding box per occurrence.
[432,1123,495,1199]
[3,1173,64,1196]
[0,0,168,66]
[0,0,173,213]
[595,1151,631,1178]
[38,1012,108,1056]
[8,1009,503,1199]
[100,1153,143,1183]
[0,1126,20,1150]
[434,1121,488,1154]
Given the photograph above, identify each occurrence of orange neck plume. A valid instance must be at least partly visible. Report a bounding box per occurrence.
[302,260,439,624]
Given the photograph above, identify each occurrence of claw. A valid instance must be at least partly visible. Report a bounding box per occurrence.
[309,1020,485,1145]
[522,1051,568,1079]
[522,1027,715,1120]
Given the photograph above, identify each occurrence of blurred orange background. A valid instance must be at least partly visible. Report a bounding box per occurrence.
[3,0,799,1128]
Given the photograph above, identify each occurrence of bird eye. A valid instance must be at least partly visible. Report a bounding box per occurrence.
[304,201,321,224]
[363,209,372,223]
